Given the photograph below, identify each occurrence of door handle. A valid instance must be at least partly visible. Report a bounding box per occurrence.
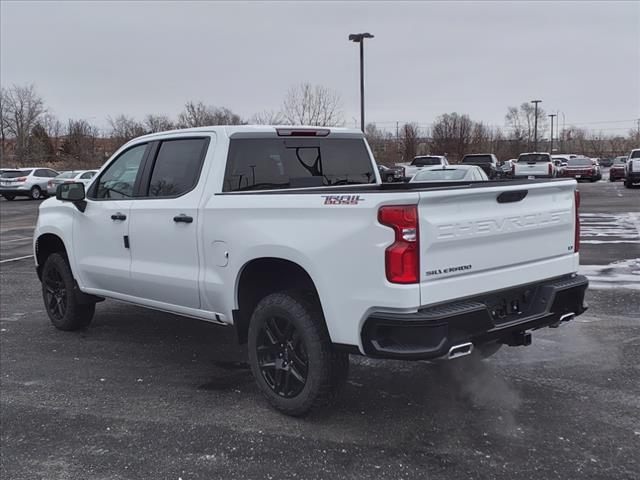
[111,213,127,221]
[173,214,193,223]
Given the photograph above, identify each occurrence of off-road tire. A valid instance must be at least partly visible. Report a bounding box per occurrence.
[247,291,349,416]
[41,253,95,331]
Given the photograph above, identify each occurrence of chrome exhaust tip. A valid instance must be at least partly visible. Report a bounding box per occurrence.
[559,312,575,322]
[447,342,474,360]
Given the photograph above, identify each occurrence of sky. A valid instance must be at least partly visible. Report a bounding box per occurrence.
[1,0,639,134]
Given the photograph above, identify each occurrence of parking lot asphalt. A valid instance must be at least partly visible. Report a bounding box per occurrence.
[1,175,639,480]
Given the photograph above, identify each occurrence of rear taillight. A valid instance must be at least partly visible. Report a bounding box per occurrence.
[548,163,553,176]
[574,190,580,253]
[378,205,419,284]
[511,163,516,175]
[48,180,53,187]
[16,176,27,182]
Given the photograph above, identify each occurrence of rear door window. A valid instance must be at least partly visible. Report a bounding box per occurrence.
[146,138,208,197]
[223,137,375,192]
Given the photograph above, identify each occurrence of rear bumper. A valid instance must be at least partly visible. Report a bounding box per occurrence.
[0,187,30,196]
[361,274,588,360]
[562,172,598,180]
[513,173,554,179]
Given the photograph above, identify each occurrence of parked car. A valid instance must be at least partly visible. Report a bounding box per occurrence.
[399,155,448,178]
[500,159,517,178]
[590,158,603,181]
[377,164,404,183]
[460,154,499,179]
[599,157,613,167]
[409,164,488,183]
[34,125,588,416]
[46,170,98,196]
[552,155,570,170]
[625,148,640,188]
[609,156,627,182]
[561,157,600,182]
[512,152,556,178]
[0,167,59,200]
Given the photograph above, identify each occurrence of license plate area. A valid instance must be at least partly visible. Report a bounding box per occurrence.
[484,284,543,326]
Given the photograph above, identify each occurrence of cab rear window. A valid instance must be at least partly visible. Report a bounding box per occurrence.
[223,137,375,192]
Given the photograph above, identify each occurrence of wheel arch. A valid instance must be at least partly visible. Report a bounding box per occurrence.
[233,257,323,344]
[35,233,69,280]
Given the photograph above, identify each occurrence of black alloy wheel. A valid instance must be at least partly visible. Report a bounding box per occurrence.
[41,253,95,330]
[257,315,308,398]
[44,264,67,321]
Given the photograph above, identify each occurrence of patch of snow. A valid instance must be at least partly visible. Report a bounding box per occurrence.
[579,258,640,290]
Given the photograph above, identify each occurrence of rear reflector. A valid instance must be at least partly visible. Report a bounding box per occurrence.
[276,128,330,137]
[378,205,419,284]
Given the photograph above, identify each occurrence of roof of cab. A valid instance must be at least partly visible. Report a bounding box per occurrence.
[134,125,363,142]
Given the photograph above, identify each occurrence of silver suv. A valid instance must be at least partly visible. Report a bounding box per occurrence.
[0,167,59,200]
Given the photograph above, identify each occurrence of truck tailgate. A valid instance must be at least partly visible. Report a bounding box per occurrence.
[418,180,578,305]
[515,162,549,177]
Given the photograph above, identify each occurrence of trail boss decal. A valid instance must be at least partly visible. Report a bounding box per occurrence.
[321,195,365,205]
[425,264,473,276]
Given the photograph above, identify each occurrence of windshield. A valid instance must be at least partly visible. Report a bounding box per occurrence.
[413,169,468,181]
[223,137,376,191]
[411,157,441,166]
[1,170,32,178]
[57,171,78,179]
[519,154,550,163]
[567,158,592,166]
[462,155,492,164]
[613,157,627,165]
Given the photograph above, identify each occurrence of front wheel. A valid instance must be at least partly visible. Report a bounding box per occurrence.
[41,253,95,330]
[247,291,349,416]
[2,194,15,201]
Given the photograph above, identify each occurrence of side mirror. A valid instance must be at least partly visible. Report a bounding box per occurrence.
[56,182,87,211]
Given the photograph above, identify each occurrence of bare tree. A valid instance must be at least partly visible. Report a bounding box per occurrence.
[177,101,243,127]
[3,84,46,161]
[430,113,473,161]
[281,83,344,127]
[250,109,286,125]
[0,87,7,162]
[60,119,100,165]
[108,114,146,149]
[400,123,420,162]
[144,114,174,133]
[505,102,547,151]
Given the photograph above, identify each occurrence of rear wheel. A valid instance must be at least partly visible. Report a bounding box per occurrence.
[247,291,349,416]
[41,253,95,331]
[30,186,42,200]
[625,179,633,188]
[2,194,15,201]
[386,174,394,183]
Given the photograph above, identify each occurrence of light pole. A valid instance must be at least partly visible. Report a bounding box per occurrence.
[349,32,374,132]
[531,99,542,151]
[548,114,557,153]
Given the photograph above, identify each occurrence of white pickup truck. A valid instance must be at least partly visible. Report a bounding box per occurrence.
[34,126,588,415]
[398,155,449,179]
[513,152,556,179]
[625,148,640,188]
